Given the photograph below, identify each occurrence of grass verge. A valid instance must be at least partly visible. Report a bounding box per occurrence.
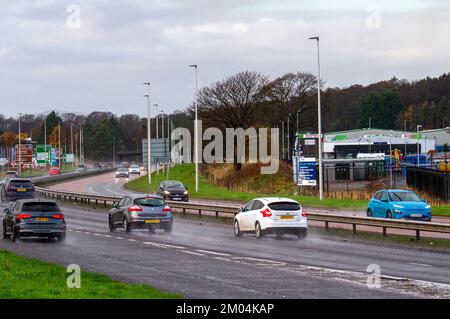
[125,164,450,216]
[0,250,182,299]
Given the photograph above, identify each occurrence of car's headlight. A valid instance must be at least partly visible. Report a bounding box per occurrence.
[425,205,431,209]
[164,190,170,195]
[184,190,188,195]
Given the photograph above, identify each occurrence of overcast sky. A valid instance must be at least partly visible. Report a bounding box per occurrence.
[0,0,449,118]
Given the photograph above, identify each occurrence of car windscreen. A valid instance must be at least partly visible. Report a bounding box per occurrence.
[388,192,421,202]
[268,202,301,211]
[134,198,165,207]
[166,181,183,188]
[10,180,33,187]
[22,202,60,212]
[117,168,128,172]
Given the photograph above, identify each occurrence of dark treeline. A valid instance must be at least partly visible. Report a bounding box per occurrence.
[1,72,449,161]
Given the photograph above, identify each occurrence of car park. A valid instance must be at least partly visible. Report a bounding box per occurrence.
[157,180,189,202]
[128,164,141,175]
[115,167,129,179]
[234,198,308,239]
[2,200,66,242]
[48,166,61,175]
[108,195,173,233]
[367,190,432,221]
[1,178,35,202]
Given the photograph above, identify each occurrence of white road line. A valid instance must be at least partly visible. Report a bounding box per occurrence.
[196,250,231,257]
[181,250,205,257]
[128,239,137,242]
[93,233,102,237]
[104,235,112,238]
[75,230,81,233]
[408,263,432,268]
[154,243,186,249]
[84,232,91,235]
[115,237,123,240]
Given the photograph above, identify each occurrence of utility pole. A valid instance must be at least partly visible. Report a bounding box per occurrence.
[143,84,152,185]
[44,118,47,168]
[18,113,22,177]
[309,36,324,200]
[189,64,199,193]
[58,122,61,170]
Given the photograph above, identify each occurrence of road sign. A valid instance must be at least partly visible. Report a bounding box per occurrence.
[64,154,75,163]
[298,133,320,139]
[14,144,33,165]
[142,138,170,164]
[297,157,317,187]
[36,145,51,164]
[305,139,316,146]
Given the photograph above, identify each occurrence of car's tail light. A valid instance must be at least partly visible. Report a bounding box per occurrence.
[17,213,32,220]
[52,213,65,220]
[128,206,143,212]
[301,211,308,217]
[260,208,272,218]
[163,206,171,212]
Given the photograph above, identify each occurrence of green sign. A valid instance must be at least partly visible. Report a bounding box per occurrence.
[36,145,51,164]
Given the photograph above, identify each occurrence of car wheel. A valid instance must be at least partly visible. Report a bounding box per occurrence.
[255,222,264,239]
[164,224,173,233]
[108,217,116,232]
[57,234,66,242]
[124,218,131,233]
[2,222,9,239]
[296,229,307,240]
[386,210,393,219]
[367,209,373,217]
[10,226,18,242]
[234,220,242,237]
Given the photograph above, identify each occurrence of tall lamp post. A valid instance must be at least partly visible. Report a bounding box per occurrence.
[153,104,159,139]
[417,125,423,167]
[309,36,324,201]
[144,82,152,185]
[18,113,22,177]
[189,64,199,193]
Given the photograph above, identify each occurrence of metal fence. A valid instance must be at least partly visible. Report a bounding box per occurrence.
[406,167,450,202]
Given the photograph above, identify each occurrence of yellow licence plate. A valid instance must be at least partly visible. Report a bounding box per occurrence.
[145,219,160,224]
[35,218,48,222]
[17,188,26,192]
[280,216,294,220]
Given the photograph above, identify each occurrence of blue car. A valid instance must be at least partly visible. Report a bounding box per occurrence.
[367,190,432,221]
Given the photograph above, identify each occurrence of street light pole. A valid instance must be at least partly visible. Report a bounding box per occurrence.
[18,113,22,177]
[287,114,291,161]
[143,83,152,185]
[153,104,159,139]
[58,122,61,171]
[189,64,199,193]
[309,36,324,201]
[417,125,422,167]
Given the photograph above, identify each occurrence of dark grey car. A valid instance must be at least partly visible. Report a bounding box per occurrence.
[109,195,173,233]
[157,180,189,202]
[2,199,66,242]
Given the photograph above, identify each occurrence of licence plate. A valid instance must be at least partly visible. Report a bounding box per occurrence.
[410,214,422,218]
[280,216,294,220]
[145,219,160,224]
[35,217,48,222]
[173,197,182,201]
[17,188,26,192]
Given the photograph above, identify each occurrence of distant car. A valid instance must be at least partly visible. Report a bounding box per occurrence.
[128,165,140,175]
[108,195,173,233]
[76,164,87,172]
[2,200,66,242]
[5,171,18,178]
[93,162,102,169]
[157,180,189,202]
[1,178,35,202]
[234,198,308,239]
[367,190,432,221]
[106,162,114,169]
[115,167,129,179]
[48,167,61,175]
[120,162,130,169]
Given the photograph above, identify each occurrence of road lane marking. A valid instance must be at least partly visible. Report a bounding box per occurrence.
[181,251,205,257]
[115,237,123,240]
[196,249,231,257]
[104,235,112,238]
[128,239,137,242]
[408,263,432,268]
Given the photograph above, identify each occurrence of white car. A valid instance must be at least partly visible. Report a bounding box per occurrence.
[234,198,307,239]
[128,165,141,175]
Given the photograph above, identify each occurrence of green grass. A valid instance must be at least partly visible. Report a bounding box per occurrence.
[126,164,450,216]
[0,250,182,299]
